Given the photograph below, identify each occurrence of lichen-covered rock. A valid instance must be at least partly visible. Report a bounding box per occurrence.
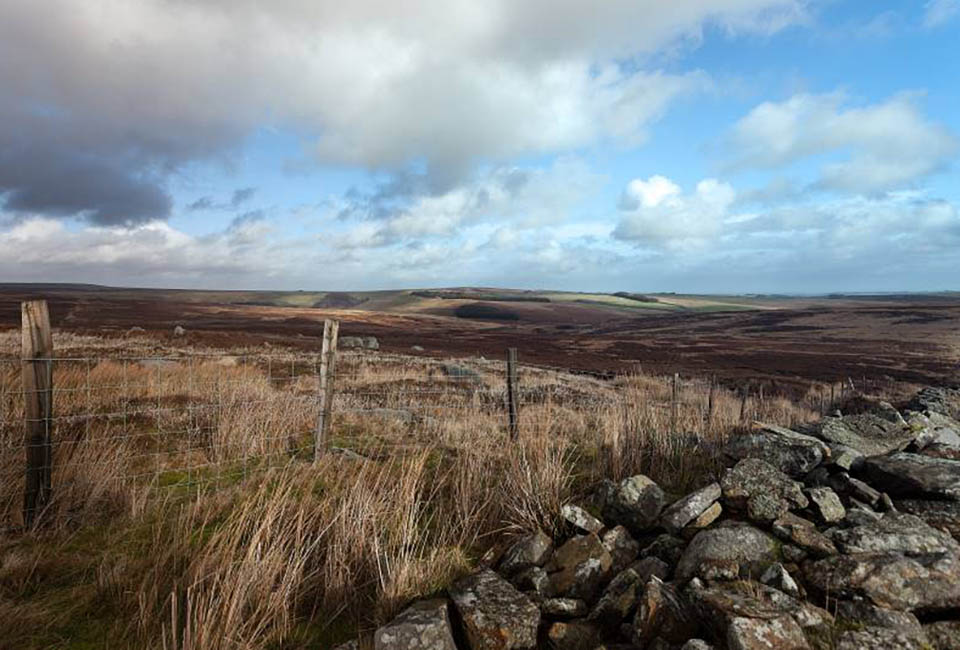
[724,423,829,477]
[771,513,838,558]
[374,599,458,650]
[725,615,810,650]
[834,625,931,650]
[676,523,781,581]
[907,411,960,450]
[805,487,846,523]
[561,504,604,534]
[805,413,914,457]
[499,529,553,576]
[747,493,789,524]
[830,472,882,507]
[544,621,600,650]
[541,597,588,618]
[641,534,687,566]
[602,475,665,533]
[690,502,723,530]
[681,640,715,650]
[803,551,960,613]
[894,498,960,539]
[601,525,639,574]
[834,601,921,630]
[861,453,960,501]
[629,555,671,583]
[759,563,800,598]
[830,512,959,556]
[449,569,540,649]
[908,387,960,420]
[829,444,866,472]
[721,458,809,512]
[545,534,613,602]
[588,568,642,629]
[634,576,698,646]
[511,566,550,595]
[924,621,960,650]
[661,482,722,532]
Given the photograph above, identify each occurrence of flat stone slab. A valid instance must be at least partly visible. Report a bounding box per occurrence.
[374,599,457,650]
[724,423,828,477]
[805,413,915,457]
[449,569,540,650]
[861,453,960,501]
[660,482,721,533]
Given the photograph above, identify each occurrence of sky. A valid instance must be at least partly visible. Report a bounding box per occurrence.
[1,0,958,294]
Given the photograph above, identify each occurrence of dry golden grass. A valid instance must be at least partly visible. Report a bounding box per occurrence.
[0,331,860,649]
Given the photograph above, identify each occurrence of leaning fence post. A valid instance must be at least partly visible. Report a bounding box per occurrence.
[314,319,340,463]
[22,300,53,527]
[506,348,519,440]
[670,373,680,435]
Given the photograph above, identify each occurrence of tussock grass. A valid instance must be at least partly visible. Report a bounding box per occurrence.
[0,332,839,648]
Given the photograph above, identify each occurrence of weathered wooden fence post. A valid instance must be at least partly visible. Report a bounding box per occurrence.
[706,377,716,427]
[22,300,53,527]
[314,319,340,463]
[506,348,519,440]
[671,373,679,435]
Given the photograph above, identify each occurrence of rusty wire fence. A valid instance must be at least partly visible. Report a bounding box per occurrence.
[1,341,841,533]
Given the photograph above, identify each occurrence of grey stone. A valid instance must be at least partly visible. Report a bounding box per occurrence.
[830,512,959,556]
[173,325,186,336]
[449,569,540,649]
[835,626,931,650]
[725,615,810,650]
[924,621,960,650]
[545,534,613,602]
[676,523,781,581]
[602,475,665,533]
[690,502,723,530]
[641,534,686,566]
[894,498,960,539]
[829,472,882,507]
[907,411,960,450]
[804,551,960,613]
[544,621,600,650]
[721,458,809,512]
[634,576,698,646]
[835,601,921,630]
[908,387,960,420]
[805,487,846,523]
[374,598,457,650]
[499,530,553,576]
[747,493,789,524]
[805,413,915,457]
[601,525,639,574]
[589,568,642,629]
[724,423,829,477]
[660,482,722,532]
[628,556,671,584]
[541,597,588,618]
[861,453,960,501]
[562,504,604,534]
[680,641,715,650]
[771,513,838,558]
[921,444,960,460]
[511,566,550,596]
[759,563,801,598]
[830,444,866,472]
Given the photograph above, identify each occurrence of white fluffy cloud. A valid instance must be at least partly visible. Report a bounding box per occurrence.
[0,0,804,223]
[614,176,736,248]
[727,92,958,193]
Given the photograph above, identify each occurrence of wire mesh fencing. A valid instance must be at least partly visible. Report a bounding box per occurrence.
[1,340,843,533]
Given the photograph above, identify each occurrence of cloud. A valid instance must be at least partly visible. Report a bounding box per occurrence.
[187,188,259,212]
[923,0,960,28]
[725,92,959,194]
[614,175,735,248]
[0,0,804,225]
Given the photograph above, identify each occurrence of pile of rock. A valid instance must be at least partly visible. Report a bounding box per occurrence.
[360,387,960,650]
[340,335,380,351]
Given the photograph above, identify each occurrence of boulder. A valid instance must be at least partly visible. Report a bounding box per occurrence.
[724,423,829,477]
[600,526,639,574]
[661,483,722,532]
[374,599,457,650]
[828,444,865,472]
[634,576,698,646]
[449,569,540,649]
[545,535,613,602]
[541,597,588,618]
[908,387,960,420]
[601,475,665,533]
[771,513,838,558]
[924,621,960,650]
[893,498,960,539]
[725,615,810,650]
[676,523,781,581]
[544,621,600,650]
[804,551,960,613]
[340,336,380,350]
[834,626,931,650]
[561,504,604,534]
[747,493,789,524]
[499,530,553,576]
[721,458,809,512]
[805,487,846,523]
[173,325,186,336]
[804,413,915,457]
[907,411,960,450]
[830,512,959,556]
[861,453,960,501]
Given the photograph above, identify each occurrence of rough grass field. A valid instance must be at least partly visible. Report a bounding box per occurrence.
[0,327,894,649]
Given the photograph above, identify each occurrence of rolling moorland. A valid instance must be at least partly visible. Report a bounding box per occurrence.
[0,284,959,649]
